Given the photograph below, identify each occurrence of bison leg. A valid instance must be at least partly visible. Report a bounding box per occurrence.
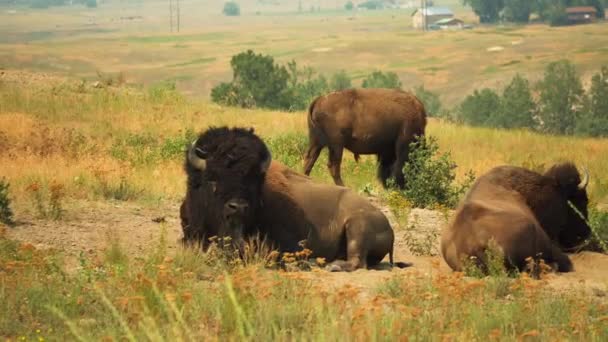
[303,144,323,176]
[327,216,384,272]
[376,151,395,189]
[392,135,416,189]
[327,146,345,186]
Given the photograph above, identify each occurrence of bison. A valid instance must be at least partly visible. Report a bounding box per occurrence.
[440,163,591,274]
[303,88,427,189]
[180,126,410,271]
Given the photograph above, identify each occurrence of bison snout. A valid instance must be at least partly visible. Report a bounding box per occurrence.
[224,199,249,217]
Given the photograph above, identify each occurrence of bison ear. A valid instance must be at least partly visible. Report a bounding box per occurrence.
[260,150,272,174]
[188,140,207,171]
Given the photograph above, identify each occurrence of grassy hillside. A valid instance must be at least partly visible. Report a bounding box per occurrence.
[1,2,607,106]
[1,74,607,210]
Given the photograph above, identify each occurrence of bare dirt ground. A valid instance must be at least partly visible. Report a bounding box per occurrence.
[6,196,608,299]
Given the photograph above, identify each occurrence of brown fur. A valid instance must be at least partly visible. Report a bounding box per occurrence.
[259,161,409,271]
[303,88,427,189]
[441,163,591,274]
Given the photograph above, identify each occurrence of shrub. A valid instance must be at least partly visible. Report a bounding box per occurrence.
[361,71,402,89]
[458,88,500,127]
[286,61,329,111]
[265,133,308,170]
[329,70,352,91]
[536,60,584,135]
[147,80,183,103]
[344,1,354,10]
[25,180,65,220]
[85,0,97,8]
[398,135,475,209]
[223,1,240,16]
[584,208,608,253]
[414,85,442,117]
[0,178,15,226]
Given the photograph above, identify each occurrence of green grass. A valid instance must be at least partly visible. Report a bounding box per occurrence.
[0,229,606,341]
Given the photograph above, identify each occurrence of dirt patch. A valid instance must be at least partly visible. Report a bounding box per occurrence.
[4,198,607,296]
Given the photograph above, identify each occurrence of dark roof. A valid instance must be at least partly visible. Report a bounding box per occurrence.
[565,6,598,14]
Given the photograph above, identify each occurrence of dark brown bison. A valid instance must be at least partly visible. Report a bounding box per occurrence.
[180,126,410,271]
[440,163,591,274]
[303,88,427,189]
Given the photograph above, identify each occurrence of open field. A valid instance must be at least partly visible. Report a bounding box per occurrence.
[1,1,608,106]
[2,1,608,340]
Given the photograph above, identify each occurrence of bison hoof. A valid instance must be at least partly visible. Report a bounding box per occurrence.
[326,264,343,272]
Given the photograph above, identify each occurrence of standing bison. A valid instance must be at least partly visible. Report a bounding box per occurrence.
[303,88,427,189]
[440,163,591,274]
[180,126,410,272]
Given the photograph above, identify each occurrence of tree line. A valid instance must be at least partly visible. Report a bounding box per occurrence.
[454,60,608,137]
[211,50,608,138]
[0,0,97,8]
[464,0,606,25]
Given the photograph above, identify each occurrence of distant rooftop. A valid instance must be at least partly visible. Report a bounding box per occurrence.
[411,6,454,17]
[565,6,598,14]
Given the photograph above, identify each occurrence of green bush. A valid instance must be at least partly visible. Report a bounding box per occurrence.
[329,70,352,91]
[458,88,500,127]
[85,0,96,8]
[362,71,402,89]
[147,80,183,103]
[0,178,15,226]
[398,135,475,209]
[584,208,608,253]
[223,1,240,16]
[414,85,442,117]
[344,1,354,10]
[286,61,329,111]
[265,133,308,170]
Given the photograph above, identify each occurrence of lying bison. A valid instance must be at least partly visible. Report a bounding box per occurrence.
[303,88,427,189]
[440,163,591,274]
[180,126,410,271]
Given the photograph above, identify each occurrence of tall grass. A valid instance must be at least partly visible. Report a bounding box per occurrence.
[1,79,606,208]
[0,231,606,341]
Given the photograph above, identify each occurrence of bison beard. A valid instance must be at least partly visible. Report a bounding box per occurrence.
[180,126,411,271]
[440,162,591,275]
[303,88,427,189]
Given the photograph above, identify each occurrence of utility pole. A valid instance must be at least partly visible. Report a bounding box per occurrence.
[169,0,181,33]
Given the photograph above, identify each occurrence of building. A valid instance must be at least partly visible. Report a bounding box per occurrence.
[431,17,464,30]
[411,6,454,29]
[565,6,598,24]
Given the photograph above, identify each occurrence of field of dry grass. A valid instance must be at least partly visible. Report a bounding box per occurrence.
[1,1,608,105]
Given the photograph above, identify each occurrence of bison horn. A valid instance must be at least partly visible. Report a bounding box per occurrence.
[578,166,589,190]
[260,150,272,173]
[188,140,207,171]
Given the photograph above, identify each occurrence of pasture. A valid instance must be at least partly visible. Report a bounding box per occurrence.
[1,1,608,340]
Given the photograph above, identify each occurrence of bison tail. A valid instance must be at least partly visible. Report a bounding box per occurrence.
[354,153,360,163]
[389,249,413,269]
[307,95,322,127]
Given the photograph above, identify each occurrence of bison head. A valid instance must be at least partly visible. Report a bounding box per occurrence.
[544,163,591,250]
[184,126,271,249]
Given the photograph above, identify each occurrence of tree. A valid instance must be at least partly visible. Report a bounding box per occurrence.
[576,66,608,137]
[501,0,533,22]
[329,70,352,91]
[211,50,291,109]
[344,1,354,10]
[362,71,402,89]
[85,0,97,8]
[414,85,442,117]
[463,0,505,23]
[491,74,536,129]
[458,88,501,126]
[286,61,329,111]
[536,60,584,135]
[223,1,240,16]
